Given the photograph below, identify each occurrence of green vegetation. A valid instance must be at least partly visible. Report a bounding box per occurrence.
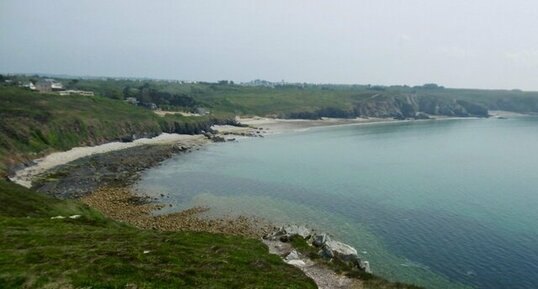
[60,78,538,117]
[0,180,317,289]
[2,76,538,288]
[0,86,234,176]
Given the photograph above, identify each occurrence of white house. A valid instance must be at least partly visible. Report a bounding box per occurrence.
[36,79,64,92]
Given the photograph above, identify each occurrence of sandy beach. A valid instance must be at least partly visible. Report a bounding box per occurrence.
[11,115,470,189]
[10,133,208,188]
[237,115,467,135]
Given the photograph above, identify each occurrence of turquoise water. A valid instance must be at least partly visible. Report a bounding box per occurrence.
[136,117,538,289]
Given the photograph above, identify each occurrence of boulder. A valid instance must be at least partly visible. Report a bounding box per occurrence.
[263,225,311,241]
[360,260,372,273]
[311,233,329,247]
[285,250,300,261]
[324,239,359,263]
[286,259,306,267]
[319,246,334,259]
[284,225,311,239]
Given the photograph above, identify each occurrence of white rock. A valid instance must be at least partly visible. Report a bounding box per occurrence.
[285,250,300,261]
[361,260,372,273]
[286,259,306,267]
[325,240,358,257]
[284,225,311,238]
[69,215,81,219]
[143,250,151,254]
[323,240,360,264]
[50,216,65,219]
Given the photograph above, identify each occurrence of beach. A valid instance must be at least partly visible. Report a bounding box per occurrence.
[10,115,465,190]
[9,133,208,188]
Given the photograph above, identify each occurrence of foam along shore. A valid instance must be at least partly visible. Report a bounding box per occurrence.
[237,115,460,134]
[10,133,208,188]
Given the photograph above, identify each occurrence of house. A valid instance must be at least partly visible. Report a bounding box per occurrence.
[20,82,36,90]
[58,90,94,96]
[35,79,64,92]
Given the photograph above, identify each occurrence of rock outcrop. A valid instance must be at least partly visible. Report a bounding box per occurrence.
[264,225,372,274]
[283,94,489,120]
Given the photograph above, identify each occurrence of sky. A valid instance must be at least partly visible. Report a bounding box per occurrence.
[1,0,538,90]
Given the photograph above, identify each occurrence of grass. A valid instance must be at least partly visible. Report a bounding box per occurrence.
[0,86,232,176]
[0,180,317,289]
[64,78,538,116]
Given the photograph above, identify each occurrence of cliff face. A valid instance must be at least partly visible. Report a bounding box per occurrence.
[286,94,489,120]
[355,95,489,118]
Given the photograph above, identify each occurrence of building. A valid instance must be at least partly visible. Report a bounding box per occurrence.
[20,82,36,90]
[35,79,64,92]
[58,90,95,96]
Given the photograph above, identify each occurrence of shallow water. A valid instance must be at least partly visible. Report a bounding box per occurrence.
[136,117,538,289]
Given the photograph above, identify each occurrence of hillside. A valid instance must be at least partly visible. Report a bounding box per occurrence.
[61,78,538,118]
[4,78,538,175]
[0,180,317,288]
[0,86,235,176]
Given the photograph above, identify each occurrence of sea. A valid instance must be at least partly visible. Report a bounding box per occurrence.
[135,116,538,289]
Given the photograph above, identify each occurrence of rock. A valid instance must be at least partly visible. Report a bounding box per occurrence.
[284,225,311,239]
[414,112,430,119]
[263,226,286,240]
[360,260,372,273]
[285,250,300,261]
[119,135,135,142]
[324,239,358,263]
[286,259,306,267]
[50,216,65,219]
[264,225,310,241]
[212,136,226,142]
[143,250,151,254]
[312,233,329,247]
[319,247,334,259]
[69,214,81,219]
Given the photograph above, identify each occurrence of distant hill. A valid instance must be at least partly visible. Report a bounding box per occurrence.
[52,77,538,118]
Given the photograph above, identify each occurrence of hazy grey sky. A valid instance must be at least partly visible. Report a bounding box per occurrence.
[1,0,538,90]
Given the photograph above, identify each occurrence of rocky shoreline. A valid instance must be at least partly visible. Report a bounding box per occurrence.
[31,143,204,199]
[21,128,274,239]
[9,122,387,289]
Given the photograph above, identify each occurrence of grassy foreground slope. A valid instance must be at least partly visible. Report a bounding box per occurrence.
[0,180,317,289]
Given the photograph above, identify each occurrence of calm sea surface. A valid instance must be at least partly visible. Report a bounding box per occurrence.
[136,117,538,289]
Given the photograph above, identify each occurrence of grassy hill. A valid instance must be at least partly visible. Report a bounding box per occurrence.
[61,78,538,118]
[0,86,235,176]
[0,180,317,289]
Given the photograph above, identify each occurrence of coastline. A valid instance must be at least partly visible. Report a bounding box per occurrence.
[10,133,209,188]
[11,111,501,189]
[237,115,482,135]
[6,115,495,289]
[9,116,401,189]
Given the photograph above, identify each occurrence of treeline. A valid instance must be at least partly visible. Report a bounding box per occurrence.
[122,83,199,110]
[158,116,239,135]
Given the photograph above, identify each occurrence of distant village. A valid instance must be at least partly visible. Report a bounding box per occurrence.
[1,75,209,113]
[16,78,95,96]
